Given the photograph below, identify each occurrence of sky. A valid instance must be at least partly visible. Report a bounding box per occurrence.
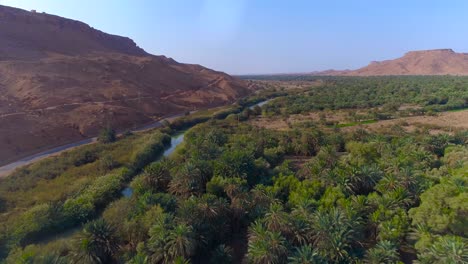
[1,0,467,74]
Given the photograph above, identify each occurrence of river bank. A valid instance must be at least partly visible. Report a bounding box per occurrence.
[0,98,274,178]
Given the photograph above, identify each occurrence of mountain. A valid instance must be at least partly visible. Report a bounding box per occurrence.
[315,49,468,76]
[0,5,252,165]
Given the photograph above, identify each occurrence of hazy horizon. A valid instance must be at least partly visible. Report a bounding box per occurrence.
[1,0,467,75]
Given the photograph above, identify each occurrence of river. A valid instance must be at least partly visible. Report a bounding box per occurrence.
[249,99,272,109]
[121,132,185,197]
[121,99,274,197]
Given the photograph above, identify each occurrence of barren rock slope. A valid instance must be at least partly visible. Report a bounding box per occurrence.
[0,5,252,164]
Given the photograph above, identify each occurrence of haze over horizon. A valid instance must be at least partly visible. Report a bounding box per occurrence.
[1,0,467,75]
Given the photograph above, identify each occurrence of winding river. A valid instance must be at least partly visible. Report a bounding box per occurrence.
[121,132,185,197]
[249,99,271,109]
[121,99,273,197]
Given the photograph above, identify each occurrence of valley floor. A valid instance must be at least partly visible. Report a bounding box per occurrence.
[250,108,468,134]
[0,76,466,263]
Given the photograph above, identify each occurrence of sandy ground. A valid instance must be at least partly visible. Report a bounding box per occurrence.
[250,110,468,133]
[251,80,324,91]
[352,110,468,130]
[250,110,354,130]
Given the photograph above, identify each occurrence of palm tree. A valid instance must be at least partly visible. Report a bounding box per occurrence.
[195,194,229,224]
[289,205,314,246]
[128,253,149,264]
[164,224,196,261]
[168,162,205,197]
[249,186,276,219]
[248,220,270,242]
[230,192,250,232]
[148,214,173,263]
[263,202,291,234]
[248,231,287,264]
[288,246,327,264]
[410,147,434,170]
[209,244,233,264]
[424,134,450,157]
[168,172,189,197]
[347,164,383,195]
[247,221,288,264]
[266,231,288,263]
[364,240,399,264]
[305,146,338,181]
[173,256,191,264]
[289,217,312,247]
[310,208,356,263]
[143,161,171,192]
[418,235,468,264]
[72,219,120,264]
[224,177,248,199]
[386,186,412,209]
[38,253,69,264]
[375,174,399,194]
[177,194,229,247]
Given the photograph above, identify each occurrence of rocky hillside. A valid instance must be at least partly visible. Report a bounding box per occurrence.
[0,5,252,165]
[315,49,468,76]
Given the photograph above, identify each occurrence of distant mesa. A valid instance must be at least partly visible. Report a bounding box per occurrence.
[313,49,468,76]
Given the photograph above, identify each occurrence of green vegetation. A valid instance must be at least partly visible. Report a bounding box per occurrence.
[98,127,117,143]
[262,76,468,115]
[336,119,377,128]
[0,77,467,263]
[0,130,171,258]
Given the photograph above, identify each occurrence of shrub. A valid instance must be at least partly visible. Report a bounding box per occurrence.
[130,133,171,170]
[72,150,97,167]
[98,127,116,143]
[99,154,118,172]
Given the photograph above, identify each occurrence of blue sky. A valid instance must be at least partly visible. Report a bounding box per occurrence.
[1,0,467,74]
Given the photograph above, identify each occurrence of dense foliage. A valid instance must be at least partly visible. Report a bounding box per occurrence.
[261,76,468,114]
[0,130,171,258]
[98,127,117,144]
[0,77,467,263]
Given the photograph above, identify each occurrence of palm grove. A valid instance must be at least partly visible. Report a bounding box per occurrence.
[0,76,467,263]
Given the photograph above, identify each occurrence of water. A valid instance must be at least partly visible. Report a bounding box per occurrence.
[0,101,265,177]
[249,99,272,109]
[121,100,271,197]
[162,133,185,157]
[121,133,185,197]
[121,187,133,197]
